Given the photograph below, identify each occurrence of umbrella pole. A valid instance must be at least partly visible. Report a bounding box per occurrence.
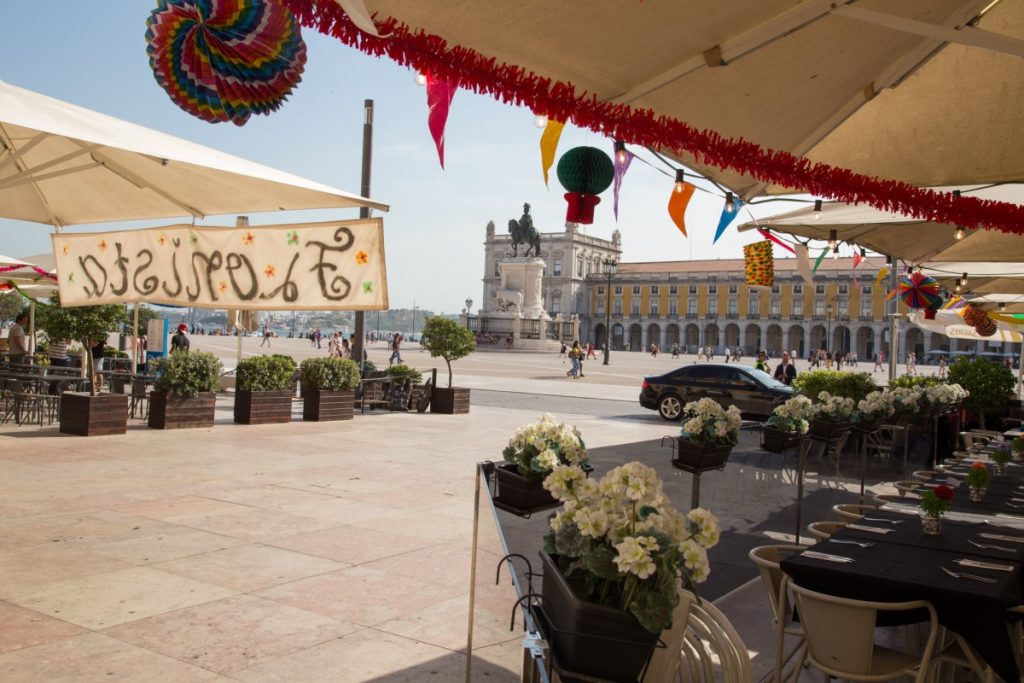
[131,304,139,375]
[28,301,35,361]
[1018,343,1023,400]
[887,260,899,383]
[237,327,243,368]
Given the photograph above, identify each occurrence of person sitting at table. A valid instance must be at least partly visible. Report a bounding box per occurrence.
[48,338,69,367]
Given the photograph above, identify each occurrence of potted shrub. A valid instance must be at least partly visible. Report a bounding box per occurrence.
[496,414,589,513]
[948,357,1014,428]
[918,483,954,535]
[299,357,360,421]
[542,462,720,681]
[808,391,854,439]
[991,446,1011,477]
[421,316,475,414]
[677,398,741,469]
[38,291,128,436]
[149,350,222,429]
[234,354,296,425]
[966,461,990,502]
[388,363,424,409]
[852,390,896,433]
[793,369,878,404]
[763,395,812,452]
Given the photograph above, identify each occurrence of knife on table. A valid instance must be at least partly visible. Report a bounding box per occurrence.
[803,551,854,563]
[847,524,893,534]
[955,558,1015,572]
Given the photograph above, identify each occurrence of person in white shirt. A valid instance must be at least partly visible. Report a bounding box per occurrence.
[7,313,28,363]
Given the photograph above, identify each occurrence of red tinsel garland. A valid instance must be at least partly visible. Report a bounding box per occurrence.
[285,0,1024,236]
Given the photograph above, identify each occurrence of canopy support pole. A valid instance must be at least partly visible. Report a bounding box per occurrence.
[888,258,899,383]
[28,301,35,360]
[1018,342,1023,400]
[353,99,374,374]
[237,327,243,368]
[131,304,139,374]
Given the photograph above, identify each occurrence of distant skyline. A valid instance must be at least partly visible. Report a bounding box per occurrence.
[1,2,792,313]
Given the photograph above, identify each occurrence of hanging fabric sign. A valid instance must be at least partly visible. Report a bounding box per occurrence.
[743,240,774,288]
[51,218,388,310]
[794,244,813,285]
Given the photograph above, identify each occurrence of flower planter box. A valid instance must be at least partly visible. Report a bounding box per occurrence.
[431,386,470,414]
[59,392,128,436]
[302,388,354,422]
[233,390,292,425]
[540,552,660,682]
[493,464,557,513]
[673,439,733,471]
[762,426,801,453]
[809,419,849,439]
[148,391,216,430]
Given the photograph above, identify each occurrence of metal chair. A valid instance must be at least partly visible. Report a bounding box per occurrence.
[790,583,940,683]
[748,544,808,682]
[833,503,878,522]
[129,379,150,419]
[807,521,848,541]
[912,470,940,481]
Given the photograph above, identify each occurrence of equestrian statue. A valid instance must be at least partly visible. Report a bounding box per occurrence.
[508,202,542,257]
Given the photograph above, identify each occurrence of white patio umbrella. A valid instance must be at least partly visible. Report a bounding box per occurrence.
[0,80,389,227]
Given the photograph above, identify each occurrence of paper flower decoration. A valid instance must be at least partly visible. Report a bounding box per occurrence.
[557,146,614,224]
[898,272,942,310]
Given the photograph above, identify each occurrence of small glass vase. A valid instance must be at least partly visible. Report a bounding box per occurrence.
[995,464,1008,477]
[1012,450,1023,463]
[920,514,942,536]
[969,486,986,502]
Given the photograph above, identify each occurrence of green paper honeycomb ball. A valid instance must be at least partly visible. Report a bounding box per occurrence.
[557,146,614,195]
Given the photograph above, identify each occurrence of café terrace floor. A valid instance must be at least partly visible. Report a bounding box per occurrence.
[0,343,915,682]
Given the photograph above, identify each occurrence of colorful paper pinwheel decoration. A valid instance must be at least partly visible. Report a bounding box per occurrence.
[146,0,307,125]
[898,272,943,310]
[557,146,615,224]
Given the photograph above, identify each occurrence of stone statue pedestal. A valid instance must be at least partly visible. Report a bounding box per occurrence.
[496,258,546,319]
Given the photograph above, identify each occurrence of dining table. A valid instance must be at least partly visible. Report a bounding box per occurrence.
[782,505,1023,681]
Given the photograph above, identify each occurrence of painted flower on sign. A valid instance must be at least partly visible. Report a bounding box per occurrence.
[362,281,374,294]
[355,250,369,265]
[287,230,299,246]
[264,265,276,278]
[242,231,255,246]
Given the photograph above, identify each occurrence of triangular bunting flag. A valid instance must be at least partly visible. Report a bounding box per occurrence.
[426,75,458,168]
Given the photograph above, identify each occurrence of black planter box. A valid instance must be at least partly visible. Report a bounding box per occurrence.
[761,426,801,453]
[672,439,733,472]
[302,388,354,421]
[494,464,557,513]
[809,419,849,439]
[539,552,659,682]
[149,392,216,430]
[431,386,470,414]
[59,392,128,436]
[234,390,292,425]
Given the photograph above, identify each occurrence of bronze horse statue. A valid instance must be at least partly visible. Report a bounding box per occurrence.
[508,202,541,257]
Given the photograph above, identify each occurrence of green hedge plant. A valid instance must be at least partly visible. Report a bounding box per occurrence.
[947,357,1016,428]
[153,351,223,397]
[889,374,942,389]
[793,370,878,404]
[388,363,423,385]
[236,354,296,392]
[299,357,361,391]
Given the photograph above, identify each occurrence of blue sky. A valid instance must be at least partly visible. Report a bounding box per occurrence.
[0,1,778,313]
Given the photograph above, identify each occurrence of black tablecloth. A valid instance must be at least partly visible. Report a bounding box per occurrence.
[783,510,1022,681]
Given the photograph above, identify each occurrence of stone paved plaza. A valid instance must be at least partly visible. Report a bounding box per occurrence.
[0,342,917,681]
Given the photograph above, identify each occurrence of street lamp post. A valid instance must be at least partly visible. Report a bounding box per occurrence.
[602,258,617,365]
[826,304,833,355]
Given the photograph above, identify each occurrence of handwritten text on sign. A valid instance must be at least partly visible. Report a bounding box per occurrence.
[51,219,387,310]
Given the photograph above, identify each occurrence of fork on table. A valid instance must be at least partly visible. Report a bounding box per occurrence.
[968,538,1015,553]
[828,539,874,548]
[941,566,998,583]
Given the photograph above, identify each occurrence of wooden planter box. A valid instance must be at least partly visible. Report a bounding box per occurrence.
[431,386,470,414]
[302,388,354,421]
[234,389,292,425]
[762,426,801,453]
[493,464,557,513]
[672,439,733,471]
[59,392,128,436]
[809,419,850,439]
[149,392,216,430]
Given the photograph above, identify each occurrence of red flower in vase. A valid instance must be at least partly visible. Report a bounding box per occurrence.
[971,462,987,470]
[933,484,954,501]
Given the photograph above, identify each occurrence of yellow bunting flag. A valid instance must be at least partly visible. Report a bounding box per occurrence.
[539,119,565,186]
[874,267,889,288]
[667,182,695,237]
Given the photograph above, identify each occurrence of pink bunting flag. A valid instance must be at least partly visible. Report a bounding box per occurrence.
[757,228,795,255]
[852,252,863,269]
[426,75,458,168]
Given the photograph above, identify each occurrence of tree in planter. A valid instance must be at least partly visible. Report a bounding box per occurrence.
[153,351,223,397]
[947,357,1015,428]
[37,290,125,396]
[420,316,475,388]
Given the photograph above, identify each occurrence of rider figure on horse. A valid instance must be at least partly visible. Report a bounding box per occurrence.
[508,202,542,257]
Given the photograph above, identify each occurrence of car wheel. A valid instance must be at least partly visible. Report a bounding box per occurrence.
[658,394,683,421]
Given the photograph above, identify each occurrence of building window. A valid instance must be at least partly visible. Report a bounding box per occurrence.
[837,300,848,316]
[815,284,825,295]
[551,298,560,314]
[669,299,678,316]
[632,286,641,295]
[650,301,659,316]
[597,286,605,295]
[494,261,500,277]
[689,285,698,295]
[708,299,718,316]
[708,285,718,295]
[814,300,825,316]
[771,298,781,316]
[771,284,780,294]
[687,299,697,315]
[614,285,622,295]
[650,285,659,295]
[861,297,872,317]
[861,284,872,294]
[669,285,678,295]
[792,299,803,316]
[596,298,604,315]
[748,296,759,316]
[613,298,622,315]
[728,299,738,315]
[838,284,849,295]
[631,300,641,316]
[577,259,584,277]
[728,284,737,294]
[553,258,562,276]
[793,284,803,295]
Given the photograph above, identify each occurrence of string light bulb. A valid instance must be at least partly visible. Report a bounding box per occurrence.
[813,199,823,221]
[414,72,428,86]
[955,282,962,293]
[534,114,548,128]
[955,226,966,240]
[614,140,627,164]
[827,229,837,250]
[860,247,867,258]
[1000,302,1007,311]
[725,192,736,212]
[959,272,968,287]
[674,169,686,193]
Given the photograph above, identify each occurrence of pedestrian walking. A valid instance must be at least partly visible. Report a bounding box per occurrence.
[586,342,596,359]
[388,332,404,366]
[774,352,797,385]
[260,324,271,347]
[559,341,567,358]
[171,323,190,352]
[566,341,582,378]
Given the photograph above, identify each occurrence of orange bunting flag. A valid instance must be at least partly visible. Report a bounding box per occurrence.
[885,287,898,302]
[539,119,565,186]
[667,182,695,237]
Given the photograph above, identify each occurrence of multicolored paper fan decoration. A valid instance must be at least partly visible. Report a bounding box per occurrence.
[897,272,942,310]
[743,240,774,288]
[146,0,307,125]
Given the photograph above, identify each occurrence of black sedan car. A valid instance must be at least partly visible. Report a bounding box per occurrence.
[640,363,793,421]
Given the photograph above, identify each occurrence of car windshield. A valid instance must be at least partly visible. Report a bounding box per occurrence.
[746,367,790,390]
